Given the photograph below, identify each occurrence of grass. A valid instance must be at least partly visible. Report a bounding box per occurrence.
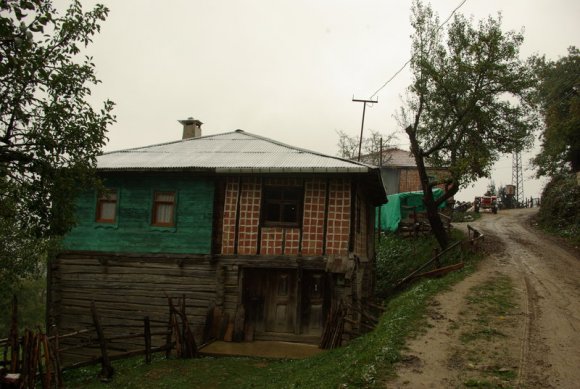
[375,229,465,297]
[457,274,518,388]
[64,230,483,389]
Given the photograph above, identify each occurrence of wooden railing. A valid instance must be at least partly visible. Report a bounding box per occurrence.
[0,295,197,388]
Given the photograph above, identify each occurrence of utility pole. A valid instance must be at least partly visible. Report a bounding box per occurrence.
[352,97,378,161]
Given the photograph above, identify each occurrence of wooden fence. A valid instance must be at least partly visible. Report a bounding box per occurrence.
[0,295,197,388]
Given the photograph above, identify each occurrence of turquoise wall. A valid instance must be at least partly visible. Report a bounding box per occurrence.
[64,172,214,254]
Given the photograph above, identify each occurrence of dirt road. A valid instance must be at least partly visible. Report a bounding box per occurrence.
[387,208,580,388]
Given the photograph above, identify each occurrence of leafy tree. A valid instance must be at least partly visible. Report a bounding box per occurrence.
[0,0,114,303]
[336,129,396,165]
[399,1,537,248]
[531,47,580,177]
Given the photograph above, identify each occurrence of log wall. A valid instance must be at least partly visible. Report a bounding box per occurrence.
[48,252,334,361]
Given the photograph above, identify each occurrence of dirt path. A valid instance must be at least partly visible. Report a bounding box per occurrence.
[387,208,580,389]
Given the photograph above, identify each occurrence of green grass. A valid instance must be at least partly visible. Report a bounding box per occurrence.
[375,229,465,297]
[460,275,515,344]
[457,274,518,388]
[64,230,482,389]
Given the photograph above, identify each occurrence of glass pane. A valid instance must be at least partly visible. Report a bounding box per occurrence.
[156,203,174,224]
[100,202,116,221]
[100,190,117,201]
[282,204,297,223]
[266,188,282,200]
[264,202,280,222]
[155,192,175,202]
[278,274,288,296]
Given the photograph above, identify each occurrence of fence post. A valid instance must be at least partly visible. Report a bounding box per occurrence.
[9,295,19,373]
[144,316,151,364]
[90,301,113,381]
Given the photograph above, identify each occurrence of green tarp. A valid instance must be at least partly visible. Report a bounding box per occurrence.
[376,189,446,232]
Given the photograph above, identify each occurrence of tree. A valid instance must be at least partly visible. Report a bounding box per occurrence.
[0,1,114,294]
[531,47,580,177]
[336,129,396,165]
[399,1,537,248]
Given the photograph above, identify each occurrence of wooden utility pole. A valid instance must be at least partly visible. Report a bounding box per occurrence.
[352,97,378,161]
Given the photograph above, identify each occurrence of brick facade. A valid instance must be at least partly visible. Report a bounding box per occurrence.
[325,179,351,256]
[237,178,261,255]
[221,178,239,255]
[301,178,326,256]
[219,176,359,258]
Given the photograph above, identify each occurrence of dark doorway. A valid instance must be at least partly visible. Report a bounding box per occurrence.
[243,268,328,340]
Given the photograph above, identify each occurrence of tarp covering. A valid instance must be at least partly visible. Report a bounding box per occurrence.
[376,189,446,232]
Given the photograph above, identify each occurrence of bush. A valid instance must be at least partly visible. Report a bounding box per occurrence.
[538,174,580,244]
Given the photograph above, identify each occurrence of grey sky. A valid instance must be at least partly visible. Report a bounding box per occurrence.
[62,0,579,200]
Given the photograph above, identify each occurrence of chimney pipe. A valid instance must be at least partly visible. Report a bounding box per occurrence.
[179,117,203,139]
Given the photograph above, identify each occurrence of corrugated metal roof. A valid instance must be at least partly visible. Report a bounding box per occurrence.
[361,148,432,168]
[97,130,374,173]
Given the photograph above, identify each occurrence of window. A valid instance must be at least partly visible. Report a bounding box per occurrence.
[262,186,302,226]
[96,189,118,223]
[152,191,176,227]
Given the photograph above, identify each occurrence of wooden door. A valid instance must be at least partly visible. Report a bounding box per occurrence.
[265,270,297,333]
[301,271,327,335]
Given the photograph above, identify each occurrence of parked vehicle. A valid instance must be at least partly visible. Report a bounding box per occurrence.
[474,195,498,214]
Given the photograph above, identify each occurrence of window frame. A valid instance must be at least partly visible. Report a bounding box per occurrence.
[261,186,303,227]
[95,188,118,224]
[151,191,177,227]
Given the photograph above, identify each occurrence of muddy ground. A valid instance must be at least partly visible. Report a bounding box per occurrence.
[387,208,580,389]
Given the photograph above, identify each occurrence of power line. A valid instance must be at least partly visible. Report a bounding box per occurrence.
[369,0,468,100]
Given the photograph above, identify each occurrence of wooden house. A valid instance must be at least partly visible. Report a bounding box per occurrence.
[48,119,386,355]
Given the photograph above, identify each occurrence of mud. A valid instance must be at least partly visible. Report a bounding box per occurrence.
[386,208,580,389]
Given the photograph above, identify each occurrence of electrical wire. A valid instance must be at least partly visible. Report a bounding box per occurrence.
[369,0,468,100]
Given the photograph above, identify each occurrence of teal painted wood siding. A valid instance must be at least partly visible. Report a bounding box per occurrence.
[64,173,214,254]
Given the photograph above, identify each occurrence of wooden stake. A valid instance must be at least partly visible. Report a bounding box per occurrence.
[144,316,151,364]
[90,301,114,381]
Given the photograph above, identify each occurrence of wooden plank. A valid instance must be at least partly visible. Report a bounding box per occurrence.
[410,262,465,280]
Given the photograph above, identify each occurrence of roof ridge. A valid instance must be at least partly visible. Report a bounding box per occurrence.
[235,130,375,168]
[101,129,375,168]
[100,130,241,155]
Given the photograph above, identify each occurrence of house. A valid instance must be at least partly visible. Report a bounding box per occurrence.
[48,119,386,355]
[362,147,449,195]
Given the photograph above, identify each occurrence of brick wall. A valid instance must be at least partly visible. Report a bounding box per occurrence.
[237,178,261,255]
[221,178,239,255]
[260,227,300,255]
[220,176,353,257]
[301,178,326,256]
[326,179,351,256]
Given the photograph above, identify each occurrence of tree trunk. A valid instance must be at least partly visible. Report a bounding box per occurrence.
[406,126,450,249]
[424,193,449,249]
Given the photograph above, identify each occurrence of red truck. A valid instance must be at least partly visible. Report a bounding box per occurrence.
[474,196,498,214]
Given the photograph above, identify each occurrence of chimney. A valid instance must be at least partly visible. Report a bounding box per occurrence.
[179,117,203,139]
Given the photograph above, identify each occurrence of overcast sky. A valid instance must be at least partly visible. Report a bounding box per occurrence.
[58,0,579,201]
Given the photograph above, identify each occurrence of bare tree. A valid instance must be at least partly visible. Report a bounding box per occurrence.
[336,130,396,165]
